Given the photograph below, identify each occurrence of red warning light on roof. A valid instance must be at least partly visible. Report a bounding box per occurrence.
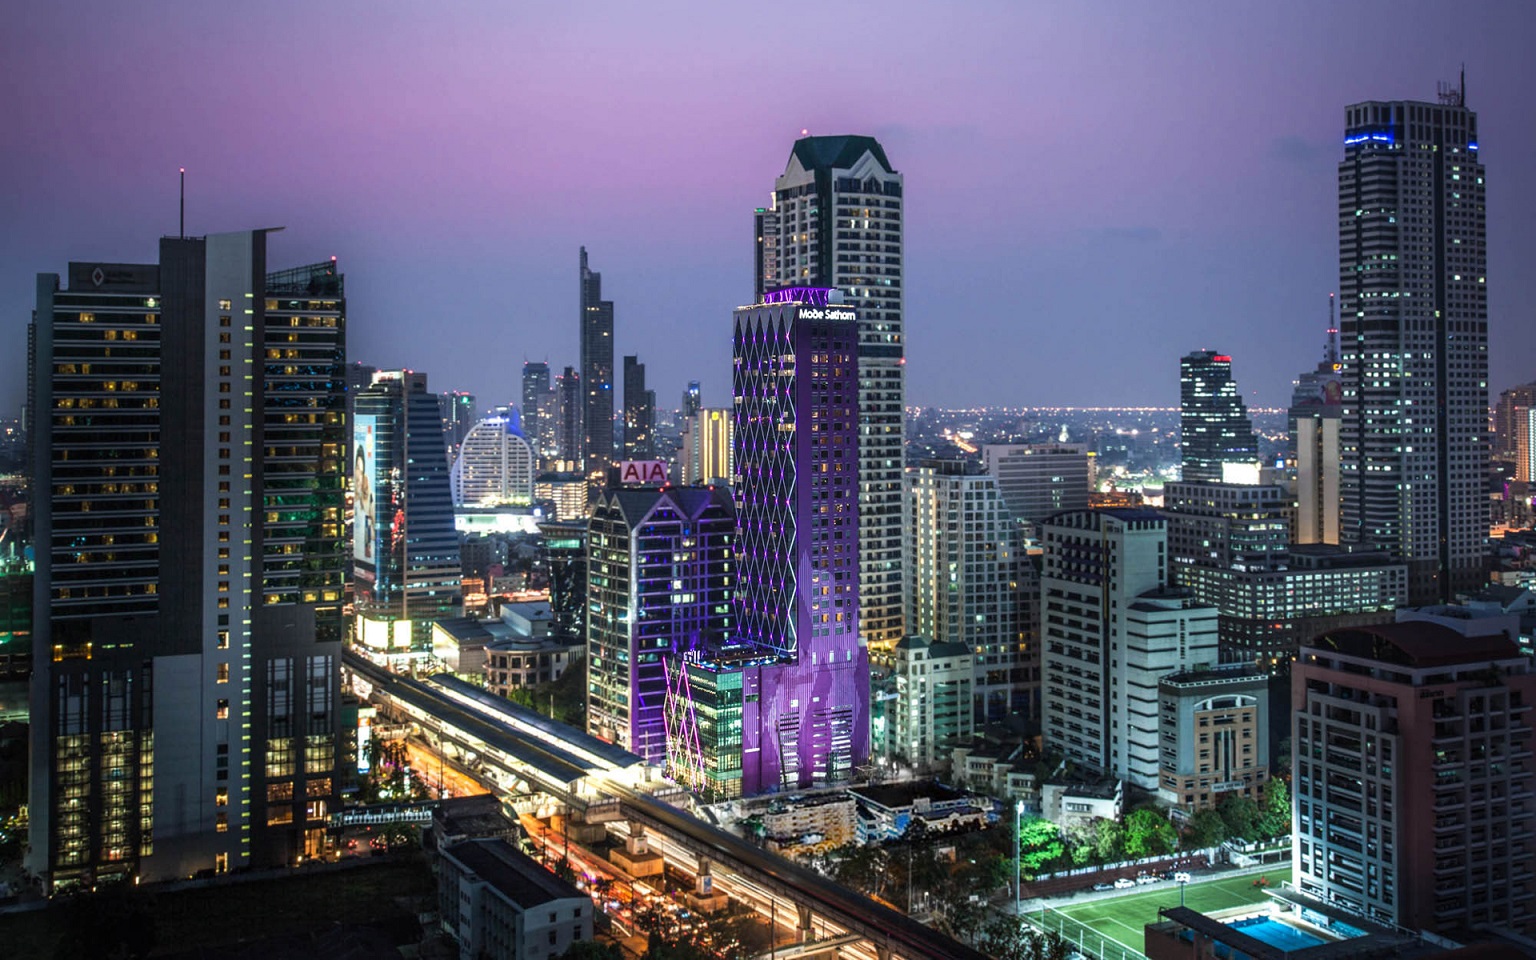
[1214,355,1232,363]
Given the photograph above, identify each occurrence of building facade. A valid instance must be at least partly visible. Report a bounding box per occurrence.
[755,136,905,651]
[28,234,345,889]
[621,354,655,460]
[1157,666,1269,813]
[586,485,734,766]
[1180,350,1259,483]
[1293,622,1535,933]
[981,443,1091,525]
[579,247,614,480]
[450,415,535,507]
[521,360,556,463]
[907,459,1024,721]
[891,635,973,772]
[438,838,594,960]
[354,371,461,653]
[731,294,870,790]
[555,365,581,467]
[678,408,733,486]
[1338,90,1488,604]
[1039,509,1221,788]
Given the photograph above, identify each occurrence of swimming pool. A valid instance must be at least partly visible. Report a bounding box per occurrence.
[1229,916,1326,952]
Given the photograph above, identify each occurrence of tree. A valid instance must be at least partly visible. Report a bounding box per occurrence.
[1258,778,1291,840]
[1217,792,1261,842]
[1122,808,1177,859]
[1093,817,1124,863]
[558,942,623,960]
[1184,808,1229,849]
[1017,816,1064,879]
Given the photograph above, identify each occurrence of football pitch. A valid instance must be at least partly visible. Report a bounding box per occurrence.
[1029,866,1293,959]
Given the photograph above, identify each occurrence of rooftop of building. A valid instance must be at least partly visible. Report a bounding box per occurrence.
[434,795,514,841]
[502,600,553,622]
[893,635,970,659]
[442,838,584,908]
[1306,621,1522,669]
[1160,664,1269,688]
[433,617,495,645]
[1287,543,1400,568]
[595,484,732,528]
[1044,776,1122,800]
[848,780,971,811]
[788,134,893,175]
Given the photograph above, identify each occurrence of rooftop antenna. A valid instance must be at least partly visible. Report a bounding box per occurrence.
[1461,63,1466,106]
[179,167,185,238]
[1325,293,1339,367]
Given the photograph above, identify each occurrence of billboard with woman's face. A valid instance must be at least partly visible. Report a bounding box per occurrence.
[354,415,378,573]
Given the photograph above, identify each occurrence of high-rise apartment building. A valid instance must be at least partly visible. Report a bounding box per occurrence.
[755,136,905,651]
[907,460,1023,721]
[665,292,870,796]
[28,233,346,889]
[1180,350,1259,483]
[555,366,581,466]
[1164,482,1404,667]
[681,381,701,420]
[678,408,732,486]
[1039,509,1219,787]
[981,443,1091,525]
[587,484,734,766]
[891,635,973,772]
[354,371,461,653]
[1494,382,1536,481]
[621,355,654,461]
[450,415,536,507]
[1294,622,1535,933]
[522,361,556,461]
[579,247,614,479]
[440,390,476,460]
[1338,87,1488,604]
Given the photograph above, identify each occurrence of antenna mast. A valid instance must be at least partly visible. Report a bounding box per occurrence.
[179,167,185,238]
[1326,293,1338,366]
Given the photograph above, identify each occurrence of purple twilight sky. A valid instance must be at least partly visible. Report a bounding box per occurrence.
[4,0,1534,418]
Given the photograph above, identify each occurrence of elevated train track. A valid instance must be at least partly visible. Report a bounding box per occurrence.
[342,650,988,960]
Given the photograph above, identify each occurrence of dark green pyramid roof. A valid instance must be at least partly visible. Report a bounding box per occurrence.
[789,135,894,174]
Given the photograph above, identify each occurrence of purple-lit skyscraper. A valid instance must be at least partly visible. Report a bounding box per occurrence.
[666,290,870,797]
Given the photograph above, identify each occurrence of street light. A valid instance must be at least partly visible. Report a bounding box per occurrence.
[1014,799,1025,917]
[1179,876,1189,908]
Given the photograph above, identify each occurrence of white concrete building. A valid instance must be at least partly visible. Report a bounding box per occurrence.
[892,635,974,772]
[438,838,593,960]
[982,443,1090,525]
[451,416,535,507]
[907,460,1024,720]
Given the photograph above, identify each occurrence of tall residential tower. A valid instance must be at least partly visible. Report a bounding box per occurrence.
[28,233,346,890]
[579,248,615,481]
[1338,85,1488,603]
[754,136,905,651]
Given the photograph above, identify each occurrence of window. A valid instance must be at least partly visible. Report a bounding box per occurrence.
[215,787,228,807]
[216,698,229,719]
[216,662,230,683]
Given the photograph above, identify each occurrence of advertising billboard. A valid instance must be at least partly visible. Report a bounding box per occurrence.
[354,414,379,575]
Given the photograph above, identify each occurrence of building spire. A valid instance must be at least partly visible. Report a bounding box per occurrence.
[1326,292,1339,367]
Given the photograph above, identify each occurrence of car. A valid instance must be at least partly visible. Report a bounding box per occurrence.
[1174,871,1192,883]
[1114,877,1136,889]
[1092,882,1114,892]
[1136,874,1160,885]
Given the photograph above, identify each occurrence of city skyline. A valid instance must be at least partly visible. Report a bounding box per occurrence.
[4,2,1535,421]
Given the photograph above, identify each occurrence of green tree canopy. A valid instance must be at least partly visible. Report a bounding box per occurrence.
[1259,778,1291,840]
[1017,816,1064,878]
[1184,807,1229,849]
[1123,808,1178,859]
[1217,792,1261,842]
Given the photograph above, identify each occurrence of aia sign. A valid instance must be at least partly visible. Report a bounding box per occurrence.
[620,460,668,485]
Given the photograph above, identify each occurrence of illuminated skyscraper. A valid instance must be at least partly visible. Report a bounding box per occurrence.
[587,484,734,765]
[727,291,870,791]
[1338,85,1488,604]
[354,371,461,654]
[1179,350,1259,483]
[622,354,654,460]
[907,460,1023,722]
[579,247,614,479]
[681,380,701,420]
[28,233,346,889]
[450,415,535,507]
[522,360,556,461]
[754,136,905,651]
[679,408,732,485]
[555,365,581,466]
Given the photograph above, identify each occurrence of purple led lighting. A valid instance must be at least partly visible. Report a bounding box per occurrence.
[761,286,835,307]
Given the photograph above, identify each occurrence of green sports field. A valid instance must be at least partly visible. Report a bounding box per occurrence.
[1030,866,1293,959]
